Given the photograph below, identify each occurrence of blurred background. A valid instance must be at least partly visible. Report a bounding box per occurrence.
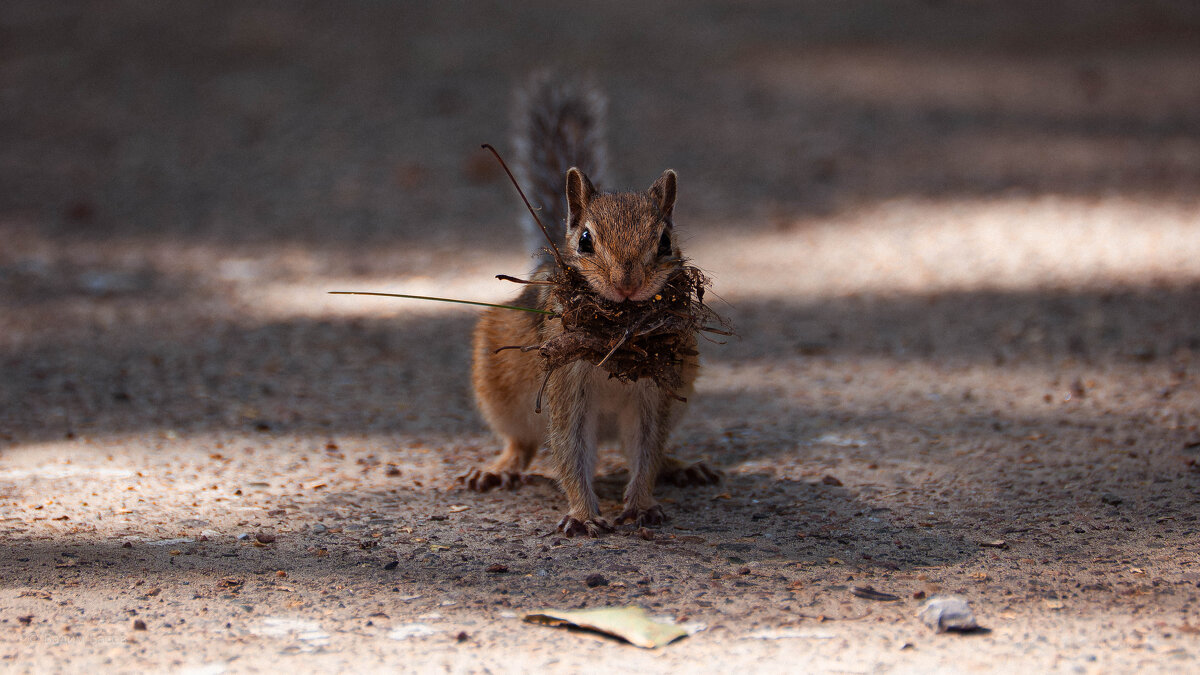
[2,1,1199,447]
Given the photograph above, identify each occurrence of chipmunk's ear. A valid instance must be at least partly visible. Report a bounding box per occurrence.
[649,169,677,219]
[565,167,595,227]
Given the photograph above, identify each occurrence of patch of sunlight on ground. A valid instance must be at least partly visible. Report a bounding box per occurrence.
[238,195,1200,320]
[697,195,1200,300]
[239,255,531,319]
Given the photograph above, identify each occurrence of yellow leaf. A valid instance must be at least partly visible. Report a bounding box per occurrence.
[524,606,689,649]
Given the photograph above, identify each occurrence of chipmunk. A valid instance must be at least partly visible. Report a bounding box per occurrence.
[463,76,719,537]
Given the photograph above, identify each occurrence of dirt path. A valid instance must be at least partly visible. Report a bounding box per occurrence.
[2,2,1200,672]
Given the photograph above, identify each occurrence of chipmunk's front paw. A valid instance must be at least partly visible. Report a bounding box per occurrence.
[458,468,524,492]
[658,460,722,487]
[557,515,613,538]
[616,504,668,527]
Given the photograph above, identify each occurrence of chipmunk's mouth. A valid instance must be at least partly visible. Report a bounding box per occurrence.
[626,286,660,303]
[598,285,663,304]
[607,269,668,303]
[604,270,679,303]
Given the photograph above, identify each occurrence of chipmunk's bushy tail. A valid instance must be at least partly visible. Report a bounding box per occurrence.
[511,73,608,262]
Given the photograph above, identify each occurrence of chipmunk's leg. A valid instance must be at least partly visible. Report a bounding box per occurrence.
[615,385,671,527]
[548,366,611,537]
[657,393,720,482]
[459,437,539,492]
[465,307,546,492]
[651,344,717,487]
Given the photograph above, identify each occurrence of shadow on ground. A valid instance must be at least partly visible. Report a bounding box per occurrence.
[2,281,1197,444]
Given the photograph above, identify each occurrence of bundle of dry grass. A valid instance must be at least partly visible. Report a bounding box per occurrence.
[502,264,730,402]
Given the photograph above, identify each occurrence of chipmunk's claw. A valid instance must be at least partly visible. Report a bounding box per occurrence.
[458,468,524,492]
[616,504,668,527]
[557,515,613,537]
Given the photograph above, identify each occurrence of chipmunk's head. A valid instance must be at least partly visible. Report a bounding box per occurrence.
[563,167,681,303]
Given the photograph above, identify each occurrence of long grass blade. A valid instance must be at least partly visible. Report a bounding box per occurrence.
[328,291,553,315]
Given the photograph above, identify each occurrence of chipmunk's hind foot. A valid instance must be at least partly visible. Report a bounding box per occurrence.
[658,458,722,487]
[458,438,539,492]
[458,467,526,492]
[557,515,613,537]
[616,503,668,527]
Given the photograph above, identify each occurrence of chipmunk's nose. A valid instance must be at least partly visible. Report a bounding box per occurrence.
[612,268,644,301]
[613,285,638,301]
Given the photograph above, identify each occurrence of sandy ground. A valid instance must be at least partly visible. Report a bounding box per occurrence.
[3,2,1200,672]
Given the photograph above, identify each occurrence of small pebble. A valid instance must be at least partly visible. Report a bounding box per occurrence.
[132,620,147,631]
[918,595,980,633]
[485,563,508,574]
[585,573,608,588]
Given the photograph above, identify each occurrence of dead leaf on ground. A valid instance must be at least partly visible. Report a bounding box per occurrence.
[523,605,689,648]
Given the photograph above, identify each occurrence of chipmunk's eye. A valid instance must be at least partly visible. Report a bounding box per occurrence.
[656,229,672,257]
[578,228,595,255]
